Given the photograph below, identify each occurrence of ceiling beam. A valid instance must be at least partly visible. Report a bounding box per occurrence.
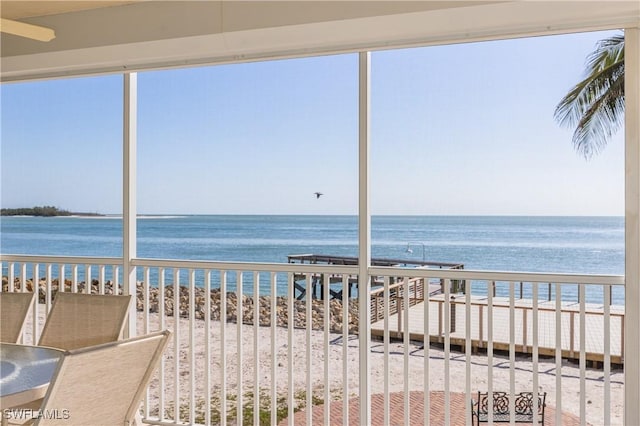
[0,18,55,42]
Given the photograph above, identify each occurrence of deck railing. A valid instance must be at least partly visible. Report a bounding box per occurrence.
[1,254,626,425]
[370,277,425,323]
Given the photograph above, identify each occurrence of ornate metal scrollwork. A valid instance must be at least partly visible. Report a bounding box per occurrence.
[476,391,546,417]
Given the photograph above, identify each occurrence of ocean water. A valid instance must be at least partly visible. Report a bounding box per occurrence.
[0,215,625,304]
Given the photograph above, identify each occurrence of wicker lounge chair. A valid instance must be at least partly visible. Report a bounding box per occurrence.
[0,292,36,343]
[38,293,132,350]
[33,330,170,425]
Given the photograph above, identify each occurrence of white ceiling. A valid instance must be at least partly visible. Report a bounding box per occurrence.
[1,1,638,82]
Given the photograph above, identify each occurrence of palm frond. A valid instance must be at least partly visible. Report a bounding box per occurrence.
[554,32,625,159]
[572,76,624,158]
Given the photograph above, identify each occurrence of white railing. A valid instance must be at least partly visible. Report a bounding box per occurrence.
[369,266,624,426]
[1,254,626,425]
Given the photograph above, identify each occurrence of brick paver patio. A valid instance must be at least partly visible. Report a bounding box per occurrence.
[283,390,584,425]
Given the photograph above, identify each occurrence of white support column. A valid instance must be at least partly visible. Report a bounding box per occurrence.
[123,72,138,338]
[625,26,640,426]
[358,51,371,426]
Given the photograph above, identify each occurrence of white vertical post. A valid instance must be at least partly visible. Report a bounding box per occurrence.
[342,275,349,426]
[236,271,243,421]
[123,72,137,338]
[287,273,295,426]
[254,271,260,426]
[205,270,211,426]
[270,272,277,426]
[158,269,166,420]
[220,271,228,426]
[306,274,312,426]
[625,26,640,426]
[323,274,330,426]
[358,50,372,426]
[32,264,39,344]
[384,277,391,426]
[403,277,410,426]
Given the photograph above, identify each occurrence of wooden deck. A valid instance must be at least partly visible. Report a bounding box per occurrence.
[371,294,625,365]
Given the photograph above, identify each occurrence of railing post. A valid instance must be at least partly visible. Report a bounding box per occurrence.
[626,26,640,426]
[123,72,137,338]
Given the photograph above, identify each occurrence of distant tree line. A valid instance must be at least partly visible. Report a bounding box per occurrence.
[1,206,72,216]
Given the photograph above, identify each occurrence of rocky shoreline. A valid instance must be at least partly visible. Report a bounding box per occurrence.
[1,277,359,334]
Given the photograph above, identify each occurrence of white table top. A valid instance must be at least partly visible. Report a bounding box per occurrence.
[0,343,62,409]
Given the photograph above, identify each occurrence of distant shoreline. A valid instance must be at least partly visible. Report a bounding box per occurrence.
[0,206,103,217]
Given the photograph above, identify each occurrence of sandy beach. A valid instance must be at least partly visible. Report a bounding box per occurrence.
[139,312,624,425]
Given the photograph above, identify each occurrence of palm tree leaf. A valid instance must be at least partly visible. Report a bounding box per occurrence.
[554,32,625,158]
[554,62,621,127]
[572,76,624,158]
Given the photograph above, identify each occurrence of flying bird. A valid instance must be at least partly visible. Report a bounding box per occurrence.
[314,192,323,199]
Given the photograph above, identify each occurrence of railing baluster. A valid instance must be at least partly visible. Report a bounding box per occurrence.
[144,267,150,335]
[237,271,244,424]
[85,264,91,294]
[465,279,472,426]
[46,263,52,314]
[270,272,278,426]
[384,276,390,426]
[21,263,27,293]
[112,265,119,295]
[220,270,228,426]
[158,268,166,422]
[403,276,410,426]
[522,307,527,351]
[507,282,515,425]
[173,268,180,422]
[288,272,295,426]
[604,284,611,426]
[143,266,150,419]
[58,264,64,293]
[9,262,15,292]
[444,278,451,426]
[72,264,78,293]
[323,273,330,426]
[32,263,39,344]
[254,271,260,426]
[555,283,563,426]
[342,274,349,426]
[532,282,539,426]
[570,310,575,357]
[425,275,431,426]
[189,269,196,425]
[205,269,211,426]
[487,281,494,425]
[579,283,586,426]
[99,265,105,294]
[306,274,312,426]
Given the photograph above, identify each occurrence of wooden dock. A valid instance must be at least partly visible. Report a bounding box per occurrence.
[371,294,625,365]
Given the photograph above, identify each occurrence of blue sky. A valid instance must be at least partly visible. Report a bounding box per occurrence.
[1,29,624,216]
